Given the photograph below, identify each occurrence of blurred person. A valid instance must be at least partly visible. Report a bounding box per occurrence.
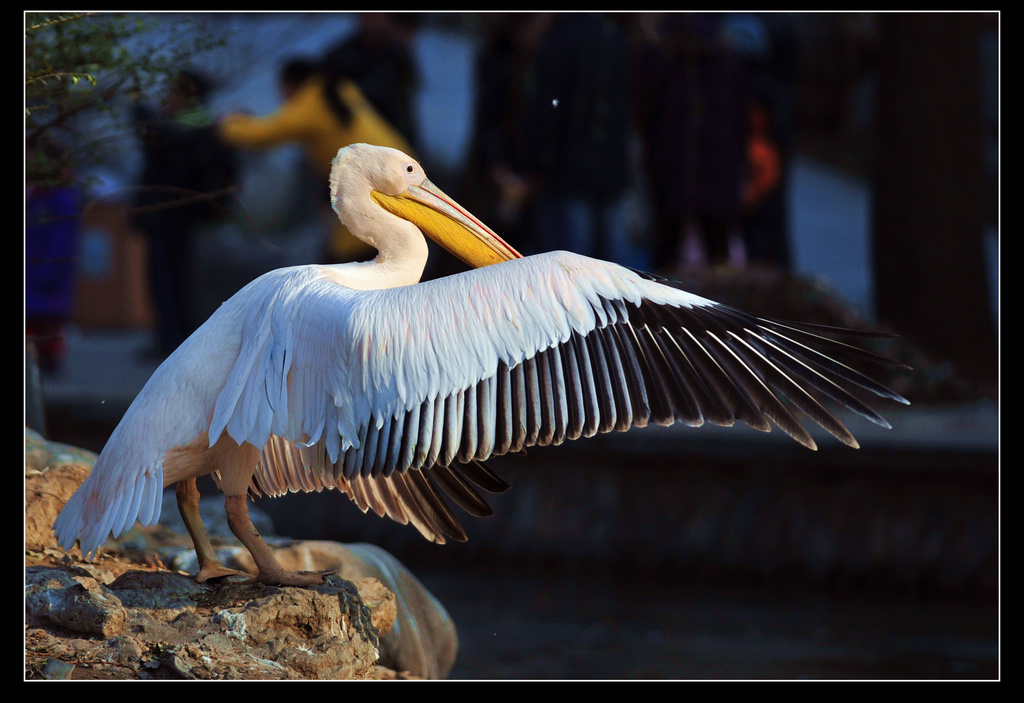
[515,13,647,269]
[737,12,798,270]
[26,139,82,373]
[460,13,551,256]
[131,69,238,358]
[218,56,416,263]
[741,98,790,268]
[321,13,421,155]
[633,13,753,272]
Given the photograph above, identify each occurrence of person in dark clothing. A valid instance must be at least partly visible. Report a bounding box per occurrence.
[516,13,646,268]
[131,69,238,357]
[633,13,753,271]
[459,14,549,256]
[737,12,798,270]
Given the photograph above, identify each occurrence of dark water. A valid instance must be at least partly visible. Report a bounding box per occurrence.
[407,560,998,680]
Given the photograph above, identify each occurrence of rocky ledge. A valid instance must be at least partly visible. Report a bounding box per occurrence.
[25,429,458,680]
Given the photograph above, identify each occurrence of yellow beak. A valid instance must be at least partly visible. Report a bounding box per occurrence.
[371,179,522,268]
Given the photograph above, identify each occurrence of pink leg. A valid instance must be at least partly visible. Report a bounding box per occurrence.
[223,493,335,586]
[176,479,252,583]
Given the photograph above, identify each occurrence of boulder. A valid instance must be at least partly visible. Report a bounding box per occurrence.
[25,428,458,680]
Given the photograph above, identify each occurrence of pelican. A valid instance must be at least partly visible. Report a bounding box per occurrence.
[53,143,909,586]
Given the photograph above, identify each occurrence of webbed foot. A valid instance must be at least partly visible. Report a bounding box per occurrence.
[251,567,337,587]
[194,562,255,583]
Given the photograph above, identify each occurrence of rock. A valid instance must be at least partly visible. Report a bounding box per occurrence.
[25,429,95,553]
[25,565,383,680]
[25,429,460,680]
[26,566,127,638]
[25,427,98,472]
[237,541,459,679]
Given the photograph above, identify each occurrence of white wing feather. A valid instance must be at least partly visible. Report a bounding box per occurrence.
[55,250,906,551]
[210,251,695,467]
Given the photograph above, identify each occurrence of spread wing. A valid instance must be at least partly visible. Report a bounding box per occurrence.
[209,251,908,543]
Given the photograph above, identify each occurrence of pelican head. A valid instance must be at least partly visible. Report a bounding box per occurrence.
[330,143,522,268]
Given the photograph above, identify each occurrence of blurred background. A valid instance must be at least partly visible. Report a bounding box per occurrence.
[26,12,998,679]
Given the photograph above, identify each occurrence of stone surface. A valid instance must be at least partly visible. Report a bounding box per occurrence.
[25,565,384,680]
[25,429,459,680]
[244,541,459,679]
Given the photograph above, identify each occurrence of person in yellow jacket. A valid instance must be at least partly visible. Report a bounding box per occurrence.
[218,58,416,262]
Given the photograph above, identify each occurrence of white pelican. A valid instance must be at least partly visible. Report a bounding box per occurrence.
[53,143,909,586]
